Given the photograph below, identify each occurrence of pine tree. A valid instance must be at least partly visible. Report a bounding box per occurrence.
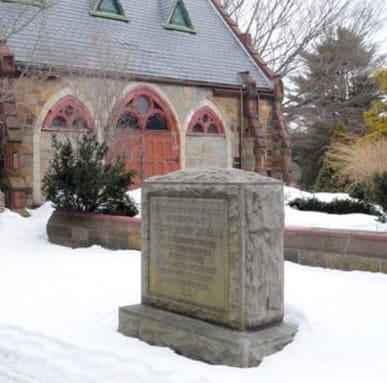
[290,27,378,189]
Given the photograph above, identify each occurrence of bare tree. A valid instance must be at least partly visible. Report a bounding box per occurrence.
[0,1,56,106]
[0,1,51,42]
[61,32,135,143]
[220,0,386,76]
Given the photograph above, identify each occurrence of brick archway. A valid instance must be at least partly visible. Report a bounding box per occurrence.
[109,88,180,188]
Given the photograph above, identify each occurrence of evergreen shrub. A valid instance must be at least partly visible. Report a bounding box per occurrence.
[370,172,387,211]
[42,134,138,216]
[288,197,382,216]
[348,182,369,200]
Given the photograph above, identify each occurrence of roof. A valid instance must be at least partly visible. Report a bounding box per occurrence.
[0,0,274,89]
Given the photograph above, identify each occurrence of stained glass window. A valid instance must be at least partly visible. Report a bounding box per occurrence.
[115,91,172,133]
[42,96,93,131]
[188,107,225,136]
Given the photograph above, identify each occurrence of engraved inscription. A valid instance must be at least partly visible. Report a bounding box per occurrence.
[149,197,228,311]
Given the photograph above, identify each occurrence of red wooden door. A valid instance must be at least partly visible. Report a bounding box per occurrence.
[144,130,180,179]
[109,89,180,189]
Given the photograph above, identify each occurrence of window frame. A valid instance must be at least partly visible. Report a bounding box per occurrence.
[163,0,196,34]
[89,0,129,22]
[42,96,94,132]
[187,107,225,136]
[113,89,174,134]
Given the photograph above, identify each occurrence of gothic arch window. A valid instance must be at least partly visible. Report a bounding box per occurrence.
[42,96,93,131]
[114,88,173,132]
[187,107,225,136]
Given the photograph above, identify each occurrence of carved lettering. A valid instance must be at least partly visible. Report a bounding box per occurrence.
[149,197,229,310]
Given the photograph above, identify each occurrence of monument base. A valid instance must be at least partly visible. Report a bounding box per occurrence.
[118,304,297,368]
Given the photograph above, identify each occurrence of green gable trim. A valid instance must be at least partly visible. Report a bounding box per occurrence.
[1,0,47,7]
[163,23,196,34]
[90,0,129,22]
[164,0,195,34]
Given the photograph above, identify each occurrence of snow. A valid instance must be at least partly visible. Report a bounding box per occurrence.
[130,187,387,232]
[1,189,387,382]
[283,186,387,232]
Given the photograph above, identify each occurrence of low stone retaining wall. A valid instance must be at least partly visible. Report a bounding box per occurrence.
[47,211,387,273]
[0,190,4,212]
[285,227,387,273]
[47,210,141,250]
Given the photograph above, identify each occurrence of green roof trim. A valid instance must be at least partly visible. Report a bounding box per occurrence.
[164,0,196,34]
[1,0,47,7]
[90,0,129,22]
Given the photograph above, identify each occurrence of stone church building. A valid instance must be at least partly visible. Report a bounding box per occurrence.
[0,0,291,211]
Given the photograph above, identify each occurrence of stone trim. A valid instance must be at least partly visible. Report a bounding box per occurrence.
[285,227,387,273]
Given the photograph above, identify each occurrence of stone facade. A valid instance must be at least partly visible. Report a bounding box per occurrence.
[0,0,292,211]
[119,168,297,367]
[1,69,291,208]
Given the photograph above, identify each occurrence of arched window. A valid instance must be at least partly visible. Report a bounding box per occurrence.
[42,96,93,131]
[187,107,225,136]
[114,89,172,132]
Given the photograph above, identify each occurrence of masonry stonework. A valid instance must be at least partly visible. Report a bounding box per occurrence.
[2,71,291,209]
[285,227,387,273]
[0,189,4,212]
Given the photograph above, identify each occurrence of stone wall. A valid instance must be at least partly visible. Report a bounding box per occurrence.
[285,227,387,273]
[47,210,141,250]
[0,189,4,212]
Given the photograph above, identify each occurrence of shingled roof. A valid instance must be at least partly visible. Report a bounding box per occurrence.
[0,0,274,89]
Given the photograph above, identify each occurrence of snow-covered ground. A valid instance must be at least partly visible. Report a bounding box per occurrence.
[1,189,387,383]
[130,186,387,232]
[283,186,387,232]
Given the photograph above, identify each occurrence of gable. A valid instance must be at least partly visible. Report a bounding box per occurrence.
[0,0,273,89]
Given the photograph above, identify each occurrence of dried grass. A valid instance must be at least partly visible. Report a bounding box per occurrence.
[325,138,387,186]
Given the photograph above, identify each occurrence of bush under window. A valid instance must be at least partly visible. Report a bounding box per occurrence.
[42,134,138,217]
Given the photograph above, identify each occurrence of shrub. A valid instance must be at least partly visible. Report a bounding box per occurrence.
[42,134,138,216]
[348,182,370,200]
[370,171,387,211]
[288,197,382,216]
[325,138,387,187]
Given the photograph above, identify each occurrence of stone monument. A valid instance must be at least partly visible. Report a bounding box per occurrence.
[119,168,297,367]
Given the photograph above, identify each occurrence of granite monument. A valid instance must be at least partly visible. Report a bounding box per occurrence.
[119,168,297,367]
